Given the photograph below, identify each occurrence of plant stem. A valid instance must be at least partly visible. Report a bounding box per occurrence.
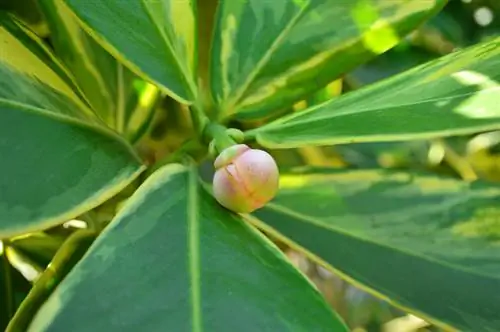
[5,229,97,332]
[435,139,478,182]
[203,123,237,154]
[2,245,14,319]
[188,101,237,154]
[189,102,209,141]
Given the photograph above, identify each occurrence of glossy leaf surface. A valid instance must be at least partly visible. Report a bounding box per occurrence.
[247,36,500,148]
[0,13,144,238]
[38,0,158,139]
[250,168,500,331]
[29,164,347,332]
[63,0,197,103]
[211,0,446,120]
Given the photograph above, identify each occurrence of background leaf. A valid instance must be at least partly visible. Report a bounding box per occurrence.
[249,168,500,331]
[28,164,347,332]
[0,0,49,37]
[247,36,500,148]
[0,13,144,238]
[38,0,159,140]
[210,0,447,120]
[63,0,198,104]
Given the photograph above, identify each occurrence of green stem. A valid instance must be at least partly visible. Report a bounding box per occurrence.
[188,101,237,155]
[189,103,209,140]
[203,123,237,154]
[5,229,97,332]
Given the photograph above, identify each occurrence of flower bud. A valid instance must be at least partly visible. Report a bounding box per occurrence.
[213,144,279,213]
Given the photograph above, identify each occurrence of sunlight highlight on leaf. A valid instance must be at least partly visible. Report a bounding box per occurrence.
[126,83,159,138]
[249,37,500,148]
[352,0,400,54]
[362,20,400,54]
[212,0,445,120]
[451,71,500,119]
[326,79,343,97]
[279,175,309,189]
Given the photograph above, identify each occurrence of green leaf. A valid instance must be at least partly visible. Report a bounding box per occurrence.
[0,12,95,122]
[0,13,145,238]
[1,0,50,37]
[62,0,198,104]
[210,0,446,120]
[28,164,348,332]
[38,0,159,139]
[248,168,500,331]
[246,36,500,148]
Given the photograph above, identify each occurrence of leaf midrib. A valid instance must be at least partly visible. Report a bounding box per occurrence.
[187,165,202,332]
[0,98,142,162]
[249,86,500,136]
[140,0,196,101]
[244,213,457,332]
[222,2,310,114]
[264,202,500,281]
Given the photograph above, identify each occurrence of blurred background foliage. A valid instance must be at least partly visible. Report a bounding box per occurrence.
[0,0,499,331]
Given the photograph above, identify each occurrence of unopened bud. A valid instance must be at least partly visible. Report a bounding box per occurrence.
[213,144,279,213]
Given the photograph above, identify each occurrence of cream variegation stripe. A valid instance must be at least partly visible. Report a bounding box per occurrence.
[115,63,125,132]
[238,38,359,110]
[238,33,395,110]
[222,3,309,116]
[170,0,197,81]
[0,25,95,120]
[218,0,245,103]
[219,14,237,103]
[51,0,114,122]
[236,0,442,114]
[187,165,202,332]
[141,0,197,100]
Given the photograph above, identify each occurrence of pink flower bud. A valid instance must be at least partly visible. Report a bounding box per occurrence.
[212,144,279,213]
